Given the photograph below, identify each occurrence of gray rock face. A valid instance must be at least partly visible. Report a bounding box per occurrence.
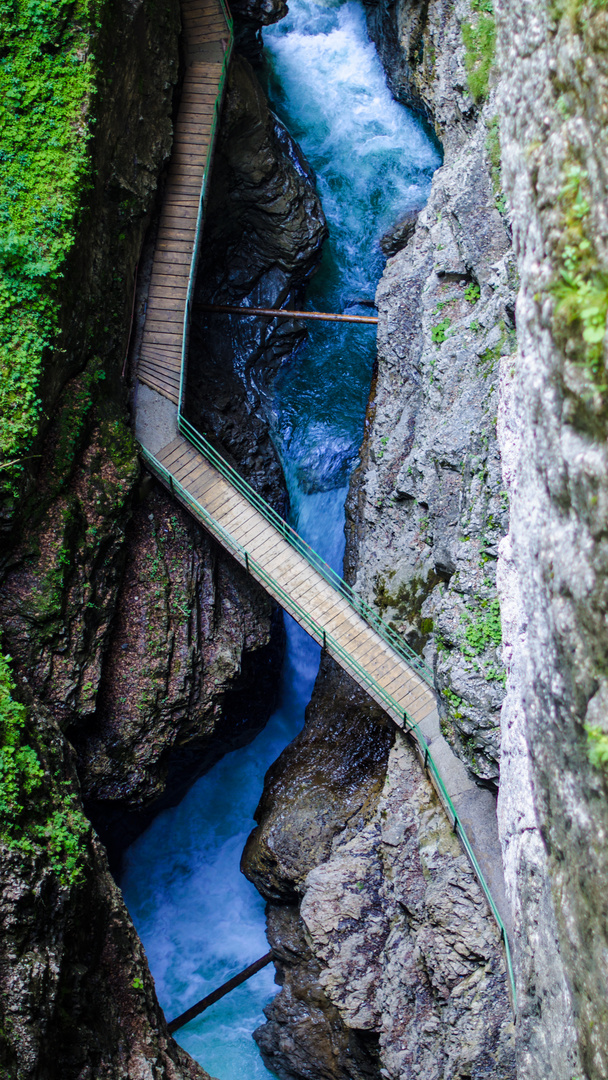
[249,702,515,1080]
[300,734,514,1080]
[346,0,514,785]
[73,486,284,863]
[494,0,608,1074]
[365,0,481,149]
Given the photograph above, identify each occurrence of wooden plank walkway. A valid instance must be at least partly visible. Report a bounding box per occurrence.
[137,0,230,404]
[153,432,436,730]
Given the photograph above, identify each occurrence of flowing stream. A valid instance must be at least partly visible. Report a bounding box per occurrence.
[121,3,440,1076]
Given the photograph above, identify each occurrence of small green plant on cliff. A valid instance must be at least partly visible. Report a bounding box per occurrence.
[460,598,502,656]
[0,647,89,885]
[465,283,481,304]
[0,653,44,824]
[584,724,608,770]
[462,1,496,103]
[432,318,451,344]
[0,0,105,493]
[486,116,507,212]
[551,161,608,382]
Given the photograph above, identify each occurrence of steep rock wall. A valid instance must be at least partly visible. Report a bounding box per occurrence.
[0,683,211,1080]
[494,0,608,1076]
[243,661,514,1080]
[355,0,515,784]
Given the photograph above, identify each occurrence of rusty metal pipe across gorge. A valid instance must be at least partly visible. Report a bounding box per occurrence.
[167,951,274,1034]
[199,303,378,324]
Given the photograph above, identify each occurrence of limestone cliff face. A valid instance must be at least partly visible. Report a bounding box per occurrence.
[494,1,608,1076]
[354,0,515,786]
[243,660,515,1080]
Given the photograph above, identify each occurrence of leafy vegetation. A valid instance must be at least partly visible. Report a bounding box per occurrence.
[585,724,608,771]
[0,646,89,885]
[461,598,502,656]
[551,161,608,383]
[462,1,496,104]
[485,116,507,212]
[465,283,481,304]
[0,0,104,492]
[432,317,451,344]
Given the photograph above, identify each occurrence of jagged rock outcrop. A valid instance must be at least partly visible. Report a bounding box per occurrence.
[494,0,608,1076]
[72,487,284,862]
[352,0,515,786]
[243,662,515,1080]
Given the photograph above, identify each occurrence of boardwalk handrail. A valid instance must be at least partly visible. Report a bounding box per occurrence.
[179,415,434,686]
[141,444,425,727]
[178,0,234,419]
[140,441,516,1006]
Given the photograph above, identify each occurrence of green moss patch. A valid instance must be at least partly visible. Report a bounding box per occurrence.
[585,723,608,771]
[462,2,496,104]
[551,161,608,383]
[0,0,105,493]
[0,646,89,885]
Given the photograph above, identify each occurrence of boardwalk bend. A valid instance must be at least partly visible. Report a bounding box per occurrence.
[132,0,516,1011]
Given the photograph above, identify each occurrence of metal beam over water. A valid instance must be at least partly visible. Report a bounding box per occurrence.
[168,952,273,1033]
[199,302,378,324]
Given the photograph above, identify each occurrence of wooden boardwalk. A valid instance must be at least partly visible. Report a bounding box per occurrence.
[137,0,230,404]
[152,432,436,729]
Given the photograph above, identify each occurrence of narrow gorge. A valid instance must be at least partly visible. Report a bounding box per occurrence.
[1,0,607,1078]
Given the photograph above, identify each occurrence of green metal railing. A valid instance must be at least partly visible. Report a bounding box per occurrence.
[141,446,421,725]
[139,0,516,1010]
[178,0,234,417]
[178,414,433,685]
[140,444,516,1006]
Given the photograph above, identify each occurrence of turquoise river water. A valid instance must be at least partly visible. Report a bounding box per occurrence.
[120,2,440,1075]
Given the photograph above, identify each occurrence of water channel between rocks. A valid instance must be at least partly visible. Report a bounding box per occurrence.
[120,2,440,1075]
